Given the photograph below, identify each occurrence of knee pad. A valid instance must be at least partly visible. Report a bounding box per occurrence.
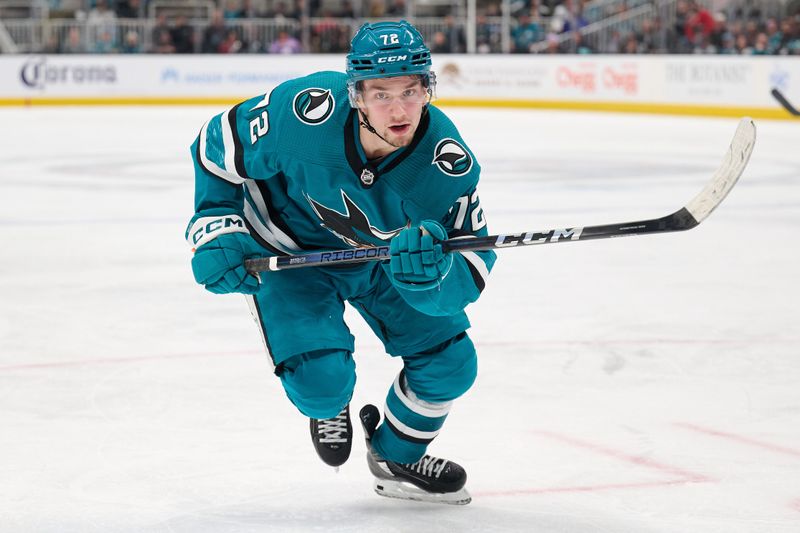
[402,332,477,403]
[280,349,356,419]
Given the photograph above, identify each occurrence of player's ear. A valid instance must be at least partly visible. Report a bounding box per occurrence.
[348,79,368,113]
[355,92,368,113]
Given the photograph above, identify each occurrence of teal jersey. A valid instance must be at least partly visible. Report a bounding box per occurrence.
[189,71,495,313]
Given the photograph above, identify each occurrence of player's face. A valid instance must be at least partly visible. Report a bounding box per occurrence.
[358,76,428,148]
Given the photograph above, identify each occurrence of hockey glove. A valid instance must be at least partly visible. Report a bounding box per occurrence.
[188,214,263,295]
[389,220,453,286]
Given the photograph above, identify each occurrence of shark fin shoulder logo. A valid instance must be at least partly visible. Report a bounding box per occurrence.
[432,138,473,176]
[292,88,335,125]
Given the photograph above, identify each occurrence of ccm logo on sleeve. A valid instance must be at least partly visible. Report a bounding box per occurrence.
[188,215,249,249]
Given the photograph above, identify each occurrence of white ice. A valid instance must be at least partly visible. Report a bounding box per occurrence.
[1,106,799,533]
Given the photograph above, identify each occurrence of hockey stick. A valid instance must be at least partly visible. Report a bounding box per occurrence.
[245,118,756,273]
[771,88,800,116]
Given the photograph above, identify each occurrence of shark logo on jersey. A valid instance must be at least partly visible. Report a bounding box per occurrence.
[432,138,473,176]
[307,190,407,247]
[293,88,335,125]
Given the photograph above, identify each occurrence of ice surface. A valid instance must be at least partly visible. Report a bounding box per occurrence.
[1,106,798,532]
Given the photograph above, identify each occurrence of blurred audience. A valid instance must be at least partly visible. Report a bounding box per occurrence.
[269,30,302,53]
[511,12,543,53]
[171,15,195,54]
[218,28,244,52]
[24,0,800,56]
[120,30,143,53]
[60,26,87,53]
[201,9,228,53]
[150,13,172,52]
[115,0,142,19]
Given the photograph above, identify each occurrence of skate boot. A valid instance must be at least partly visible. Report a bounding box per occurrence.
[310,404,352,468]
[359,404,471,505]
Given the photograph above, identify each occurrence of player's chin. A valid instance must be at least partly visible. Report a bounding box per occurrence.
[385,128,414,146]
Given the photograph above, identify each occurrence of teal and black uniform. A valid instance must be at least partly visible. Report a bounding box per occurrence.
[188,68,495,463]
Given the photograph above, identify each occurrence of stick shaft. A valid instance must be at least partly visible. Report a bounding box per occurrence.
[244,117,755,273]
[244,208,695,272]
[772,88,800,116]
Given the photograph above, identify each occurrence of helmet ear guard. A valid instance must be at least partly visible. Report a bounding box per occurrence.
[346,20,435,109]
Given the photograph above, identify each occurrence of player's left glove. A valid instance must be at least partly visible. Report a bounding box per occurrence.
[389,220,453,286]
[187,213,264,295]
[192,232,263,294]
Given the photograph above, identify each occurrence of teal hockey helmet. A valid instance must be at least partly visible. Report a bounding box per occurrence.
[346,20,436,107]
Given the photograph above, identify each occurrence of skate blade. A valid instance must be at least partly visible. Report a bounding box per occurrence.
[373,479,471,505]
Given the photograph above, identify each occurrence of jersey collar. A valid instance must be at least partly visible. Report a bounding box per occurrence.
[343,108,430,188]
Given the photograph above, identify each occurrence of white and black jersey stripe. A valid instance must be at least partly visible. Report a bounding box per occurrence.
[245,294,278,373]
[197,104,249,185]
[243,190,301,255]
[449,233,491,293]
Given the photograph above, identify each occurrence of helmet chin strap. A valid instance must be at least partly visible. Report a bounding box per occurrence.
[358,109,392,147]
[358,106,429,149]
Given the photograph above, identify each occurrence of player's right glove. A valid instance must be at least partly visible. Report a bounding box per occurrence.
[187,214,264,295]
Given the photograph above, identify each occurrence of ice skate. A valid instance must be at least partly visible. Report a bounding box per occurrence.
[359,404,471,505]
[310,404,352,469]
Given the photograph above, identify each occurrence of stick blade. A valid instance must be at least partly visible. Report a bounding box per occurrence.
[684,117,756,224]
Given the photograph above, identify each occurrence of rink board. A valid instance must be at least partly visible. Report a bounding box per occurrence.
[0,55,798,119]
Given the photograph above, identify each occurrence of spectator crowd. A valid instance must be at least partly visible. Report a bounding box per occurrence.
[21,0,800,55]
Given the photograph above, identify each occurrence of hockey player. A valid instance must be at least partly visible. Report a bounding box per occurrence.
[186,20,495,505]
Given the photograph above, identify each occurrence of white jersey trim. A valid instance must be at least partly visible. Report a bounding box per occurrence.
[245,294,276,372]
[449,235,491,286]
[459,250,490,285]
[199,116,245,185]
[244,181,302,251]
[243,199,294,254]
[221,107,239,180]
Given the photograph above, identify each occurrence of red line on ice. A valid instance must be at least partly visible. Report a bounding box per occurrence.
[3,338,798,372]
[534,430,711,482]
[674,422,800,458]
[475,430,711,499]
[0,349,262,371]
[475,338,800,348]
[475,479,696,498]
